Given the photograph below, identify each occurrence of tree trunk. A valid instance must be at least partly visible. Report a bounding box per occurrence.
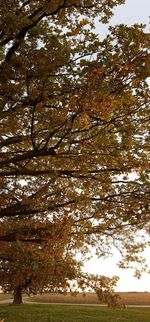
[13,285,22,304]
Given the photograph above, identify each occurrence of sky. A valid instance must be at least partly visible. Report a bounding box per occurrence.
[84,0,150,292]
[96,0,150,38]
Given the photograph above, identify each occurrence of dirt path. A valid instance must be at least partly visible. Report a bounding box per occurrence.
[0,299,13,305]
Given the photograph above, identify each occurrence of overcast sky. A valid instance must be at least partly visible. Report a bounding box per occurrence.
[96,0,149,38]
[85,0,150,292]
[108,0,149,26]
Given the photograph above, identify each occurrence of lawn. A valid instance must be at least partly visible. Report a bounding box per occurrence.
[0,304,150,322]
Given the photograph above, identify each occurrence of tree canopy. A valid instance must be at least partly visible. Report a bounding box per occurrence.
[0,0,150,302]
[0,239,81,304]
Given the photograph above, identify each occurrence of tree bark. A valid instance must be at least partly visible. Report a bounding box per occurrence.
[13,285,23,304]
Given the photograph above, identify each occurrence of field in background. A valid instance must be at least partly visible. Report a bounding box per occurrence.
[1,304,150,322]
[0,293,12,301]
[0,291,150,306]
[28,292,150,305]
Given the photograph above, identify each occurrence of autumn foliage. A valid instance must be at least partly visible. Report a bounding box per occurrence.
[0,0,149,304]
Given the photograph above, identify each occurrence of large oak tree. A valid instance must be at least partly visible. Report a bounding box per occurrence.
[0,0,150,302]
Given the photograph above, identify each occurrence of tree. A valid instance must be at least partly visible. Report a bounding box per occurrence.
[0,0,150,298]
[0,239,81,304]
[0,238,120,305]
[85,275,120,307]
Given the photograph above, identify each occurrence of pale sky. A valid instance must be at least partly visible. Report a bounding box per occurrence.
[85,247,150,292]
[85,0,150,292]
[96,0,150,38]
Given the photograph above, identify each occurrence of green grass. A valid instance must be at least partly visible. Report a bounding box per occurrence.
[0,304,150,322]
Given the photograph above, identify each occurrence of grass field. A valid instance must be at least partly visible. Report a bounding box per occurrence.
[0,304,150,322]
[28,292,150,306]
